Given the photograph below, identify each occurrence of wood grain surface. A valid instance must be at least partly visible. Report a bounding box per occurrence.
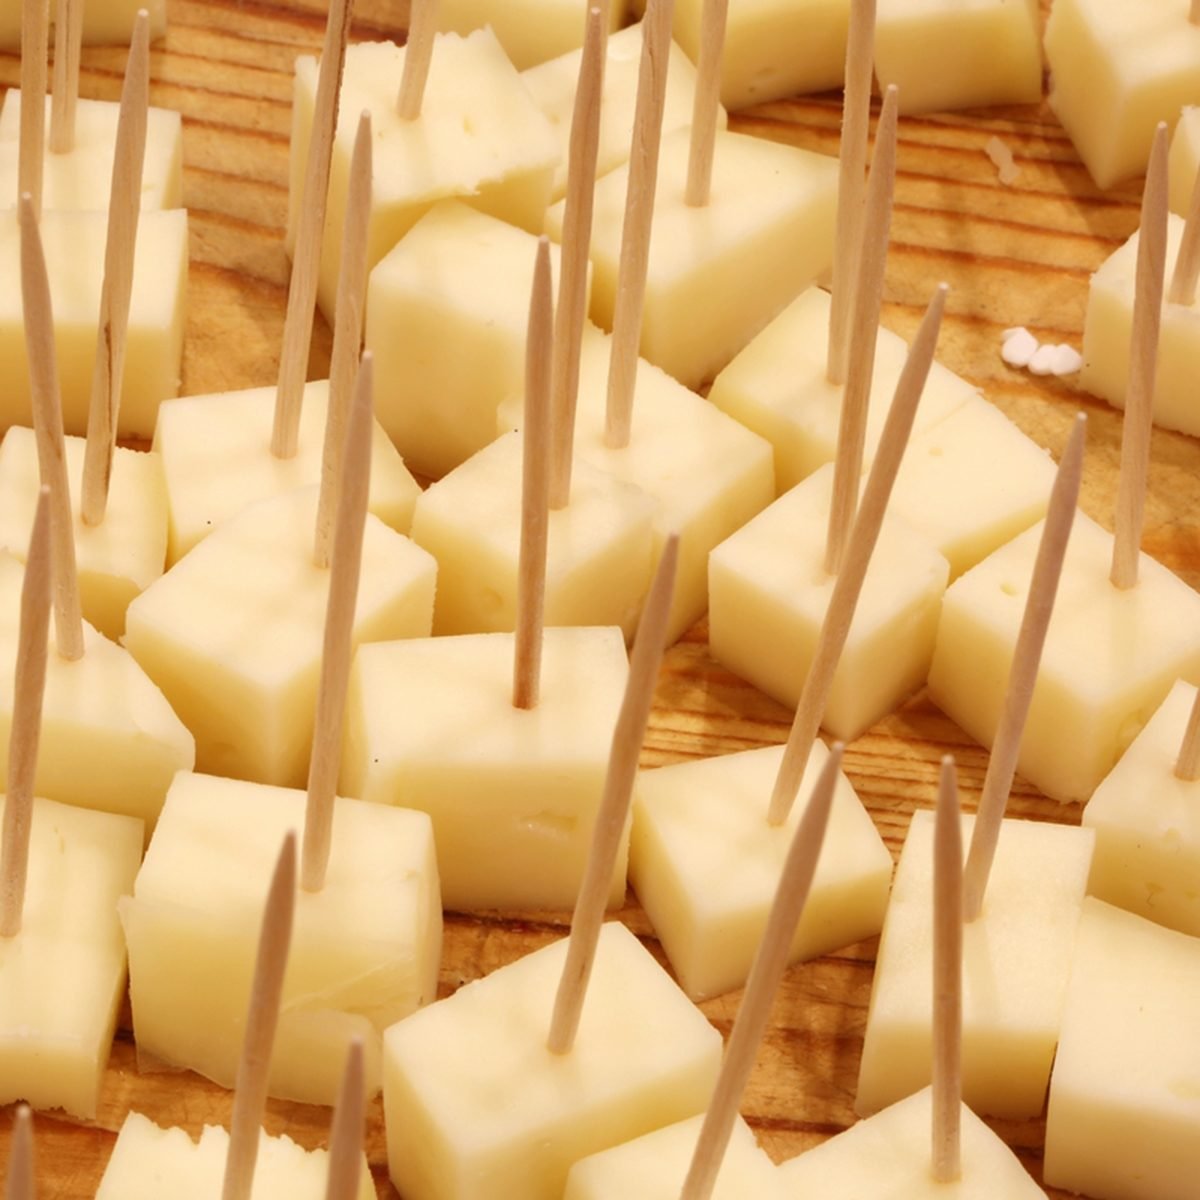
[2,0,1199,1195]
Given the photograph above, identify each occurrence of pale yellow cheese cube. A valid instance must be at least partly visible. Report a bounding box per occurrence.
[1044,899,1200,1200]
[437,0,628,69]
[153,379,420,565]
[1083,678,1200,937]
[0,91,183,211]
[122,771,441,1105]
[707,288,975,495]
[1168,105,1200,215]
[344,627,627,912]
[928,508,1200,804]
[288,31,559,319]
[124,487,436,787]
[0,795,142,1119]
[96,1111,374,1200]
[778,1086,1049,1197]
[410,430,655,640]
[856,811,1095,1119]
[708,463,950,741]
[1081,212,1200,438]
[0,0,167,47]
[630,740,892,1000]
[875,0,1041,116]
[544,125,838,389]
[1045,0,1200,190]
[384,920,722,1200]
[0,207,187,439]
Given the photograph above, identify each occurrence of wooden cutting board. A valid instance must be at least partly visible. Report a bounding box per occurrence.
[1,0,1198,1195]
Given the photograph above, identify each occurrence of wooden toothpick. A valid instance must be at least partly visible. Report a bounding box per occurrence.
[1191,0,1200,25]
[221,833,297,1200]
[604,0,675,451]
[271,0,354,461]
[513,238,554,711]
[767,284,947,827]
[397,0,438,120]
[679,746,842,1200]
[18,0,48,217]
[1169,160,1200,306]
[549,5,606,510]
[324,1039,366,1200]
[1111,122,1168,591]
[0,490,52,940]
[48,0,84,154]
[961,413,1085,922]
[81,12,150,528]
[5,1105,35,1200]
[683,0,727,208]
[1174,686,1200,782]
[824,84,898,578]
[547,534,679,1054]
[301,353,374,894]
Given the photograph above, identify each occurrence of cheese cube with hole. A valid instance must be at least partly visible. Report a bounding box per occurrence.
[124,487,436,787]
[153,379,420,565]
[928,508,1200,804]
[544,125,838,389]
[1043,899,1200,1200]
[343,627,628,912]
[1083,678,1200,937]
[0,0,167,47]
[630,740,891,1000]
[0,208,187,439]
[1169,105,1200,215]
[0,795,142,1119]
[384,920,722,1200]
[856,811,1095,1120]
[121,771,440,1105]
[708,463,950,740]
[288,30,558,320]
[707,288,975,496]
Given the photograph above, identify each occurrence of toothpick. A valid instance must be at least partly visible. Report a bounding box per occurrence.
[18,0,48,217]
[513,239,554,711]
[824,84,898,578]
[548,5,606,510]
[1174,686,1200,782]
[314,109,373,570]
[271,0,354,461]
[679,746,841,1200]
[683,0,727,208]
[547,534,678,1055]
[827,0,878,385]
[0,490,52,940]
[301,353,374,894]
[1111,122,1168,591]
[604,0,674,451]
[48,0,83,154]
[222,833,297,1200]
[18,194,85,663]
[931,755,962,1184]
[5,1105,35,1200]
[324,1039,366,1200]
[767,284,947,827]
[80,12,150,528]
[1191,0,1200,24]
[397,0,437,120]
[962,414,1085,921]
[1168,160,1200,306]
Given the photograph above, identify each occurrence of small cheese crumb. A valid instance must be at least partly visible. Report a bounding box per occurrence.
[1028,343,1059,375]
[986,136,1020,185]
[1001,327,1039,367]
[1048,343,1083,376]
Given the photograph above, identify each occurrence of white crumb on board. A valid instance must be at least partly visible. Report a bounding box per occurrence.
[1000,328,1082,377]
[1001,326,1039,367]
[986,136,1020,185]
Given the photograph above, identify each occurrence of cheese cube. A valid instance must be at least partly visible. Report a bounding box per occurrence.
[522,21,723,203]
[708,463,950,741]
[343,627,628,912]
[544,125,839,390]
[630,740,892,1000]
[288,31,559,320]
[1080,211,1200,438]
[96,1111,374,1200]
[874,0,1042,116]
[364,201,584,480]
[121,771,441,1105]
[1168,105,1200,216]
[1044,0,1200,190]
[124,487,436,787]
[0,0,167,47]
[856,811,1095,1119]
[383,920,722,1200]
[0,91,183,211]
[0,208,188,440]
[707,288,975,495]
[777,1086,1049,1197]
[153,379,420,565]
[1083,678,1200,937]
[928,508,1200,804]
[0,795,142,1119]
[1043,899,1200,1200]
[410,430,655,640]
